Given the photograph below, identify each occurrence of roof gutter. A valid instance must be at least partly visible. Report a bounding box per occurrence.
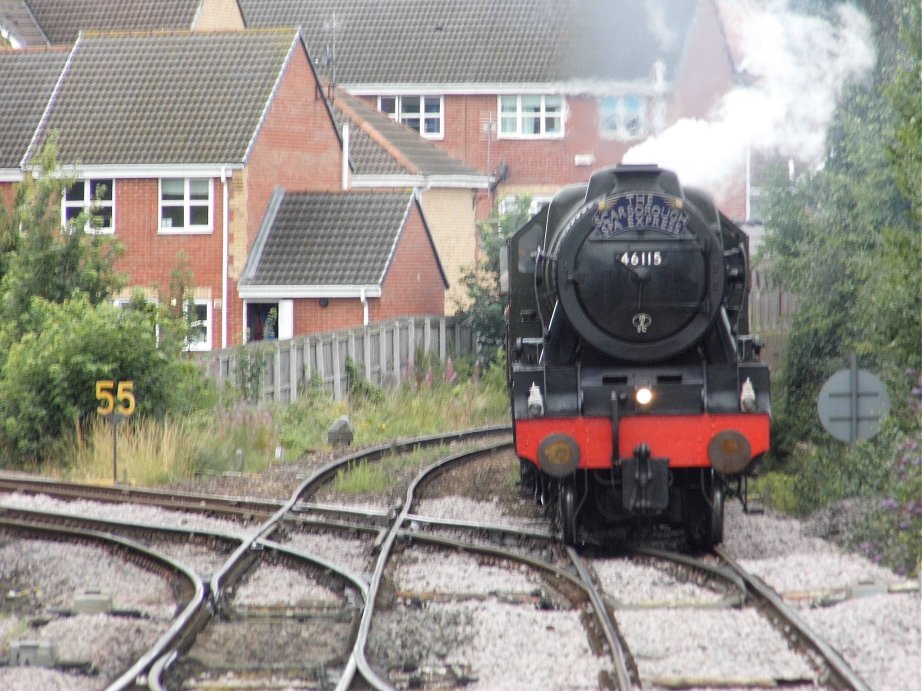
[350,174,490,190]
[20,163,246,179]
[238,285,382,300]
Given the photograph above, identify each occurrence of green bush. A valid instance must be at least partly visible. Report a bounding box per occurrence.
[0,295,199,462]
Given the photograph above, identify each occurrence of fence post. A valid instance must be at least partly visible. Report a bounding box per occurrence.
[303,336,312,387]
[392,322,401,381]
[289,339,298,403]
[274,342,282,402]
[439,318,447,361]
[363,325,372,381]
[332,337,343,400]
[408,319,416,366]
[317,338,325,392]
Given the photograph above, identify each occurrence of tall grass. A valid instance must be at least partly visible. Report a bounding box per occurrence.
[57,354,510,488]
[65,403,280,485]
[278,355,509,457]
[68,416,199,485]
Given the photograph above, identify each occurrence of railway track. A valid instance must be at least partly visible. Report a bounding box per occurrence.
[0,427,907,690]
[0,517,206,689]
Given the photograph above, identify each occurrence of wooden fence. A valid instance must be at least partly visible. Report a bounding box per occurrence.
[748,264,798,370]
[195,316,478,402]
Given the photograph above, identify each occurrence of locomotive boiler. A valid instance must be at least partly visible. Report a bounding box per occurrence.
[504,165,770,548]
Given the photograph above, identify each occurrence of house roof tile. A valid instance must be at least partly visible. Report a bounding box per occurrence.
[241,0,698,88]
[9,0,201,45]
[0,47,67,168]
[331,90,485,178]
[28,29,298,166]
[243,189,441,288]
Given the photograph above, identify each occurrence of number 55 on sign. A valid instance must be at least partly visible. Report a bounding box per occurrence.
[96,380,136,417]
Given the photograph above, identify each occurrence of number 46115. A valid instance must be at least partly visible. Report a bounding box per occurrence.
[96,380,136,416]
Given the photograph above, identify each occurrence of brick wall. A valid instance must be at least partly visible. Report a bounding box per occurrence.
[282,201,445,338]
[0,181,15,210]
[113,43,347,350]
[375,202,446,320]
[231,43,344,344]
[292,297,365,334]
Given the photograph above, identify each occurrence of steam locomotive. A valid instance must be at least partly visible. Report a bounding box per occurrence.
[504,165,770,548]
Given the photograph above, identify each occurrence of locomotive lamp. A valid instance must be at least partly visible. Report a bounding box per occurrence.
[634,384,654,409]
[740,378,756,411]
[527,382,545,417]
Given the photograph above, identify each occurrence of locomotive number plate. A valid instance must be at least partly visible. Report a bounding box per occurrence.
[619,251,662,267]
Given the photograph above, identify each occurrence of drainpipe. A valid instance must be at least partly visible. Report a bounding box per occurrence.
[342,123,350,190]
[360,287,368,326]
[221,168,229,349]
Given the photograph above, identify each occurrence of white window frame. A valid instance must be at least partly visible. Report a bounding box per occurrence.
[378,95,444,139]
[498,95,564,139]
[114,295,161,343]
[599,95,648,141]
[62,178,114,234]
[159,178,212,234]
[185,299,212,351]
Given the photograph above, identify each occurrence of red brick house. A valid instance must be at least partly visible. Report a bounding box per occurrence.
[0,0,754,348]
[239,189,447,340]
[329,89,488,310]
[241,0,747,219]
[0,28,453,350]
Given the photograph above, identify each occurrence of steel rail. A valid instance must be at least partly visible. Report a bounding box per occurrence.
[0,504,245,550]
[0,517,207,691]
[0,424,510,519]
[351,441,513,690]
[0,471,283,518]
[146,538,370,691]
[392,521,637,689]
[140,426,508,690]
[566,546,636,690]
[403,511,556,541]
[715,545,872,691]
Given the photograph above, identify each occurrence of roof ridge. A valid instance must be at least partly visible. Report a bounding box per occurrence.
[332,90,420,175]
[78,26,296,40]
[0,45,69,54]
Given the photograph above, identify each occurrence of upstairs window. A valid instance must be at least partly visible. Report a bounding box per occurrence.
[160,178,211,233]
[499,95,563,138]
[600,95,647,140]
[378,95,443,138]
[63,178,113,233]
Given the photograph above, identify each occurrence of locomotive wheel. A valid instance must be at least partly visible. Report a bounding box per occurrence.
[685,471,724,551]
[557,481,578,546]
[708,477,725,546]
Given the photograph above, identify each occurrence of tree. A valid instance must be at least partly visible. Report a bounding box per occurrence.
[455,196,534,358]
[762,0,919,452]
[0,296,192,460]
[0,143,207,465]
[0,140,124,351]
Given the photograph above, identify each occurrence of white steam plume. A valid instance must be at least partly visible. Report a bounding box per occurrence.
[623,0,876,194]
